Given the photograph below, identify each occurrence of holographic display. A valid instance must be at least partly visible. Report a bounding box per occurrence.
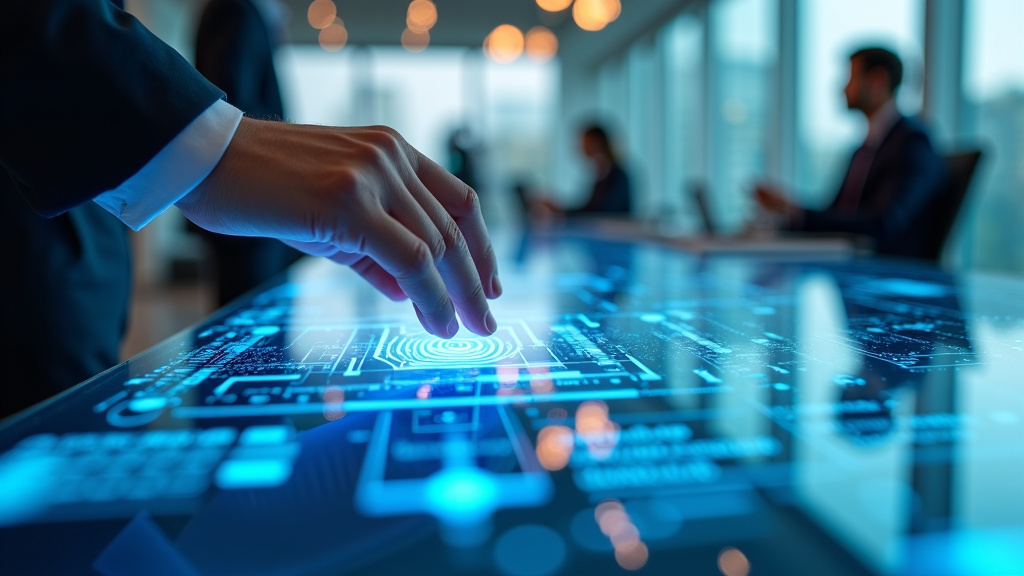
[0,235,1022,576]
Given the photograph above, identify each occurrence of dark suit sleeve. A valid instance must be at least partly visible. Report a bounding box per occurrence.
[0,0,224,217]
[795,128,945,250]
[195,0,281,119]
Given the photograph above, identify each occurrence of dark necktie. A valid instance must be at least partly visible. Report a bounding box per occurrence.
[836,144,874,212]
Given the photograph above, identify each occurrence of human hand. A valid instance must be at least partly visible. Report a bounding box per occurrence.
[753,183,795,214]
[176,118,501,338]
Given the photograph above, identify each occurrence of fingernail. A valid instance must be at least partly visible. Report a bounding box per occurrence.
[447,317,460,337]
[484,311,497,334]
[491,274,503,297]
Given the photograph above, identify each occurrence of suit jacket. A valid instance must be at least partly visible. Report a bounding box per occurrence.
[0,0,224,416]
[195,0,284,121]
[1,0,224,215]
[794,116,947,259]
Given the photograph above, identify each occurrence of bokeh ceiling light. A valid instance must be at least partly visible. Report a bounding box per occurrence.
[525,26,558,62]
[307,0,337,30]
[401,28,430,52]
[318,18,348,51]
[572,0,621,31]
[484,24,525,64]
[406,0,438,33]
[536,0,573,12]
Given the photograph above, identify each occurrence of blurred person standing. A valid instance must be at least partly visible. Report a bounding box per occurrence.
[753,47,946,259]
[194,0,302,306]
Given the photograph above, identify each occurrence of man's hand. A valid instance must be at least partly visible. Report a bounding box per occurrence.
[176,118,501,338]
[753,183,796,214]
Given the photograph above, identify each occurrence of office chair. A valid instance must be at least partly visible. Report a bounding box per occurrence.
[920,149,984,262]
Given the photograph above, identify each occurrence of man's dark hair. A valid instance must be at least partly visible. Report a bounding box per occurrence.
[850,47,903,93]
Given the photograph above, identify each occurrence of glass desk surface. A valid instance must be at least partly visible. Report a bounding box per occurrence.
[1,231,1022,576]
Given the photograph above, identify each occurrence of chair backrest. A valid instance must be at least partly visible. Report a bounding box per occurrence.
[920,149,983,262]
[687,180,717,236]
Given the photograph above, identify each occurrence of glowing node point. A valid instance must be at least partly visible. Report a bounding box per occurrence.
[425,466,499,524]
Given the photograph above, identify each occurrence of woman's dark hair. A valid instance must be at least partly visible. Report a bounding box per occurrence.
[581,123,618,164]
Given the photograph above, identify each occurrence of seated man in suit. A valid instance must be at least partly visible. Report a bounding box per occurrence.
[754,47,947,259]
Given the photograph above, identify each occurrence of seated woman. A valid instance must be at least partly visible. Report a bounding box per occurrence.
[533,124,632,218]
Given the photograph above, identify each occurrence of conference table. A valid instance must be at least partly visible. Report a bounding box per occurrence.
[1,225,1021,576]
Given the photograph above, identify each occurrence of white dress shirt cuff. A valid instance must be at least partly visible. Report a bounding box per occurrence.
[93,99,244,231]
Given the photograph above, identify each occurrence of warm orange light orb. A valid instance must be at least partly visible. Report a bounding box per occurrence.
[614,541,649,571]
[535,425,574,471]
[484,24,525,64]
[525,26,559,62]
[536,0,573,12]
[572,0,621,31]
[318,18,348,52]
[307,0,337,29]
[406,0,438,33]
[718,547,752,576]
[402,28,430,52]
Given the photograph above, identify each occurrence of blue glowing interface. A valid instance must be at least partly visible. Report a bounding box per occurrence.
[0,234,1022,576]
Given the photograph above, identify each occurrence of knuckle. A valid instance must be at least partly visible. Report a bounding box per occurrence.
[356,141,388,165]
[465,280,486,304]
[462,187,481,214]
[327,168,359,194]
[369,127,402,153]
[480,241,497,266]
[441,217,465,253]
[397,241,433,280]
[427,231,447,262]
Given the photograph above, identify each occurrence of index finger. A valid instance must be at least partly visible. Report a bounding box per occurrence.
[414,154,502,300]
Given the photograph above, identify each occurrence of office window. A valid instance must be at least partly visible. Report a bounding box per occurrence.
[482,56,560,208]
[795,0,924,207]
[709,0,778,232]
[278,45,557,226]
[660,12,705,232]
[957,0,1024,273]
[627,39,658,215]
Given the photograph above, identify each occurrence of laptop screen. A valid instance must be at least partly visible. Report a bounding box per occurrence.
[0,231,1021,575]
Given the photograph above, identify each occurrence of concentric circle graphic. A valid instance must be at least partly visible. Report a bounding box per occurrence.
[379,331,520,369]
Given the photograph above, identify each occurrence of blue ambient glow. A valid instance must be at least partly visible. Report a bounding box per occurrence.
[377,329,521,370]
[0,454,59,526]
[425,466,499,523]
[214,459,293,489]
[494,524,567,576]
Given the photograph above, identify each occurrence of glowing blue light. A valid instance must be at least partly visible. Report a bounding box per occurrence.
[377,329,521,370]
[239,425,290,446]
[214,459,292,489]
[0,454,59,526]
[639,313,666,323]
[128,397,168,413]
[252,325,281,336]
[833,374,867,388]
[425,467,499,523]
[868,279,949,298]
